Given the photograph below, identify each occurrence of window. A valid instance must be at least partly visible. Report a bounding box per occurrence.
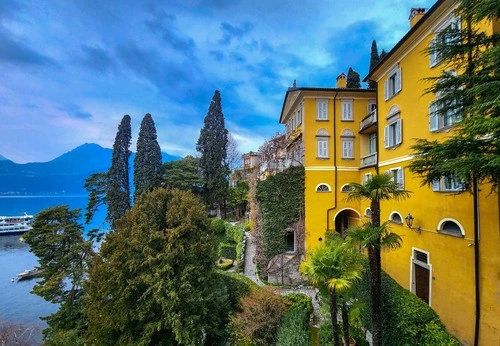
[341,100,353,121]
[365,208,372,218]
[341,129,354,159]
[369,133,377,154]
[317,99,328,120]
[316,129,330,158]
[437,219,464,237]
[384,118,402,148]
[390,212,403,224]
[340,184,353,192]
[362,173,372,185]
[430,15,461,67]
[384,66,402,100]
[386,168,404,189]
[367,102,376,114]
[285,230,295,252]
[316,183,331,192]
[432,176,464,192]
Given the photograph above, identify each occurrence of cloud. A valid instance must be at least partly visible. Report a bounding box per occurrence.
[0,27,56,67]
[144,7,196,57]
[219,21,253,45]
[80,45,115,73]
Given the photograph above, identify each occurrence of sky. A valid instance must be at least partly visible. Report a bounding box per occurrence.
[0,0,435,164]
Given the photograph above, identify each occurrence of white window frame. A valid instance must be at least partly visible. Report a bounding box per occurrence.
[341,138,354,159]
[315,183,332,192]
[386,167,404,189]
[316,99,328,120]
[437,218,464,237]
[367,101,376,114]
[341,99,353,121]
[369,133,377,154]
[430,15,461,67]
[362,173,372,185]
[389,211,403,224]
[384,65,402,100]
[317,138,329,158]
[384,118,402,148]
[432,176,464,192]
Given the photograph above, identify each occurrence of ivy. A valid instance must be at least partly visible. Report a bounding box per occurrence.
[256,166,305,267]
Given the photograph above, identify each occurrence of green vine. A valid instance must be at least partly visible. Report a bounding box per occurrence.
[256,166,305,264]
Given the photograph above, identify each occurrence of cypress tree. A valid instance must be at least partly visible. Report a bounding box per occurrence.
[133,113,162,201]
[368,40,380,88]
[196,90,229,212]
[379,49,388,61]
[346,67,361,88]
[106,114,131,227]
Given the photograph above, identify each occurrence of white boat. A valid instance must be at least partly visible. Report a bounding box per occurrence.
[0,213,34,235]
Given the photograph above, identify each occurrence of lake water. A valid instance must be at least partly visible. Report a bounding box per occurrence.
[0,195,106,343]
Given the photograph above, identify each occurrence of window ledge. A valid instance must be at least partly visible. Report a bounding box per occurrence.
[430,124,457,133]
[389,220,403,225]
[316,119,329,122]
[437,230,464,238]
[341,157,355,160]
[385,144,402,150]
[316,157,330,160]
[341,119,354,122]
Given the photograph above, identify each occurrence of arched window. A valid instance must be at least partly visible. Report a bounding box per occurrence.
[340,184,353,193]
[437,219,464,237]
[365,208,372,218]
[389,212,403,224]
[316,183,331,192]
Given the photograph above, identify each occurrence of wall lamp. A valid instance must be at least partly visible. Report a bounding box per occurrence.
[405,213,421,233]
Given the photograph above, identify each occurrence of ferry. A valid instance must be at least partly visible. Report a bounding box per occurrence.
[0,213,34,235]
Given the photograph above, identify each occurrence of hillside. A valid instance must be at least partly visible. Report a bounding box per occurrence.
[0,143,180,195]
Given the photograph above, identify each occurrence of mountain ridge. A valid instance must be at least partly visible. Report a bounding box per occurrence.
[0,143,180,195]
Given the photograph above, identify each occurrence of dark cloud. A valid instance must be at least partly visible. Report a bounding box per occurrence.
[0,28,56,66]
[325,20,378,80]
[80,45,115,73]
[145,7,196,56]
[62,104,93,120]
[219,21,253,45]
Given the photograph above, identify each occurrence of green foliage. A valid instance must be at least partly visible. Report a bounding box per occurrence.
[319,321,334,346]
[133,113,162,201]
[409,0,500,191]
[163,155,203,196]
[211,218,227,235]
[196,90,230,207]
[275,306,311,346]
[217,271,258,313]
[347,67,361,88]
[23,205,92,342]
[228,181,249,218]
[219,242,237,260]
[368,40,379,89]
[83,171,107,226]
[283,293,313,315]
[352,259,459,346]
[85,188,229,345]
[230,288,289,346]
[256,165,305,264]
[218,260,234,271]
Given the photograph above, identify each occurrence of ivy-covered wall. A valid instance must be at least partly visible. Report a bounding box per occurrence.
[256,166,305,269]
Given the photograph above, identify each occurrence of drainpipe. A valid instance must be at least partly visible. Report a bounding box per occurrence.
[473,173,480,346]
[326,92,339,231]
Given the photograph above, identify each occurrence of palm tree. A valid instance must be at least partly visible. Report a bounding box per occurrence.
[346,173,410,346]
[300,236,364,346]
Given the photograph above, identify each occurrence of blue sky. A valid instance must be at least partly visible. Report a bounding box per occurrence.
[1,0,434,163]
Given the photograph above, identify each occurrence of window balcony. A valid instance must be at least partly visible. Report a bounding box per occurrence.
[359,110,377,133]
[360,152,377,168]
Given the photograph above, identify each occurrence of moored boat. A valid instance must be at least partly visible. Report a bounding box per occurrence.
[16,266,43,281]
[0,213,34,235]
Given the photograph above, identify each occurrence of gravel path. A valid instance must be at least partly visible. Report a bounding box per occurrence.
[243,232,263,286]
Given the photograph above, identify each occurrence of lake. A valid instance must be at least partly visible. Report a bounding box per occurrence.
[0,195,106,344]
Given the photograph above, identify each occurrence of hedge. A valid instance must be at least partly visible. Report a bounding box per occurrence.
[211,218,226,235]
[218,260,234,271]
[353,258,460,346]
[275,293,313,346]
[219,242,237,260]
[217,271,258,313]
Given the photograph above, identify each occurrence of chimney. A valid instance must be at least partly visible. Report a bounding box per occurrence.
[409,8,426,28]
[336,72,347,88]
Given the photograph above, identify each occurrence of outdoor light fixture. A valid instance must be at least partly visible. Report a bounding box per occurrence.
[405,213,421,233]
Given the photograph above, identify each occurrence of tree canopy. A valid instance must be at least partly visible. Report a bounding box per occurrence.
[347,67,361,88]
[85,188,228,345]
[196,90,230,209]
[368,40,379,89]
[133,113,163,201]
[163,155,204,196]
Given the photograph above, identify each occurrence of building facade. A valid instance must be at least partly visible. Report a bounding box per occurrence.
[279,1,499,344]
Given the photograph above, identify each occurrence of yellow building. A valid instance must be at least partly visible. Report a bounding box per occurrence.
[279,74,376,251]
[279,1,499,345]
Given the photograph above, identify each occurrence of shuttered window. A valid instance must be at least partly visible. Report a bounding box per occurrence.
[384,66,402,100]
[384,119,402,148]
[317,138,328,158]
[317,99,328,120]
[341,100,353,121]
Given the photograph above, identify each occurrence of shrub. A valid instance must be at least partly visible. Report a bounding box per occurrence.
[211,218,226,235]
[244,222,251,232]
[218,260,234,271]
[230,288,289,346]
[217,272,258,312]
[283,293,313,316]
[352,258,460,346]
[276,293,313,346]
[219,242,237,260]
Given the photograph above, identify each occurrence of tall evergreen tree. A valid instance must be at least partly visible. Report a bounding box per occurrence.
[196,90,229,211]
[346,67,361,88]
[133,113,162,201]
[163,155,204,196]
[368,40,379,89]
[106,114,132,227]
[379,49,388,61]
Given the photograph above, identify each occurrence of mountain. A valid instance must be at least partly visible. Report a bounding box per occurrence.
[0,143,180,195]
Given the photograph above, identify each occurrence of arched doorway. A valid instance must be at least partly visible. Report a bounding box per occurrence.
[334,209,361,236]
